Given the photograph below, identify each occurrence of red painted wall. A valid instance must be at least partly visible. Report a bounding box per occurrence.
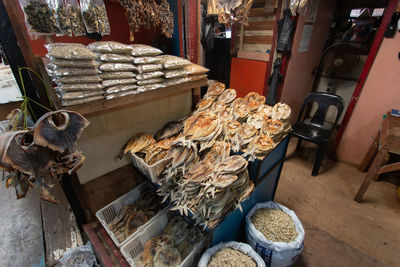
[230,57,268,98]
[25,2,161,57]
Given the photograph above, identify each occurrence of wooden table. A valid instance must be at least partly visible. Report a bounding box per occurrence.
[354,113,400,202]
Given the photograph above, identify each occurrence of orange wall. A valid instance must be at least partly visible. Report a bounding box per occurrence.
[280,0,335,124]
[336,33,400,165]
[26,2,160,57]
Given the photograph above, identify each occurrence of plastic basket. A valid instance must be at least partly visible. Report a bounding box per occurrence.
[130,153,168,183]
[95,182,168,247]
[121,210,205,267]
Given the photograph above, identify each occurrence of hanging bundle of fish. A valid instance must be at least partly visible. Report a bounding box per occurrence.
[0,109,88,202]
[139,216,204,266]
[107,186,165,243]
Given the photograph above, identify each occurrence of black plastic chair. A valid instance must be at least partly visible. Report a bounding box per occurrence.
[290,92,344,176]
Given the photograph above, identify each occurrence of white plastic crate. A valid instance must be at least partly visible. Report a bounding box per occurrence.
[121,210,205,267]
[95,182,167,247]
[130,152,168,183]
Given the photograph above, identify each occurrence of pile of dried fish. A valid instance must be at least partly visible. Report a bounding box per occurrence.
[208,247,257,267]
[1,109,88,202]
[251,208,298,243]
[139,216,203,266]
[108,186,165,243]
[119,0,174,41]
[217,0,254,27]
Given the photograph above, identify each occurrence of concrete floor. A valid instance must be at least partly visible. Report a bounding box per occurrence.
[275,141,400,267]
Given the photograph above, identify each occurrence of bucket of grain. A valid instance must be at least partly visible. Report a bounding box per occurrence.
[245,201,305,267]
[198,241,265,267]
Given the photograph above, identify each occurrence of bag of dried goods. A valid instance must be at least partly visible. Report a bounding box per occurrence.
[58,90,104,100]
[46,43,98,60]
[137,84,165,92]
[137,78,164,86]
[189,74,207,81]
[57,83,104,91]
[18,0,60,35]
[81,0,110,35]
[136,71,164,80]
[157,55,191,69]
[62,95,104,106]
[66,0,86,36]
[104,84,138,95]
[51,67,101,76]
[99,63,137,72]
[137,64,163,74]
[130,44,163,56]
[98,53,134,63]
[164,77,190,87]
[133,57,162,64]
[54,0,72,36]
[49,58,99,68]
[89,41,132,54]
[198,241,265,267]
[55,75,102,84]
[184,64,209,75]
[99,72,136,79]
[102,78,137,87]
[163,69,190,79]
[105,89,138,100]
[245,201,305,267]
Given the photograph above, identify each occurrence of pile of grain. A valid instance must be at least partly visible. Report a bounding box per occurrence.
[207,248,256,267]
[251,208,297,243]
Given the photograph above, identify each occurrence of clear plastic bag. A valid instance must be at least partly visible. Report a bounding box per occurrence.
[66,0,86,36]
[136,71,164,80]
[94,0,111,35]
[49,57,99,68]
[57,83,104,91]
[157,55,191,69]
[81,0,110,35]
[46,43,98,60]
[164,77,190,87]
[104,84,138,94]
[163,69,190,79]
[53,67,101,76]
[62,95,104,106]
[184,64,209,75]
[54,0,72,36]
[100,63,137,72]
[133,56,162,64]
[59,242,97,267]
[137,64,163,74]
[130,44,163,56]
[137,78,164,86]
[98,53,134,63]
[89,41,132,54]
[137,83,165,92]
[99,72,136,79]
[105,89,138,100]
[189,74,207,81]
[55,75,102,84]
[59,89,104,100]
[102,78,137,87]
[18,0,60,35]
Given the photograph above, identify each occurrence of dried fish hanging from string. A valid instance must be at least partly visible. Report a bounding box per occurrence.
[119,0,174,41]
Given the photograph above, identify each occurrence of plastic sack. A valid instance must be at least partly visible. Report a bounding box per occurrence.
[184,64,209,75]
[18,0,60,35]
[137,83,165,92]
[136,71,164,81]
[133,57,162,64]
[98,53,134,63]
[58,89,104,100]
[198,241,265,267]
[99,72,136,79]
[245,201,305,267]
[130,44,163,56]
[89,41,132,54]
[105,89,138,99]
[59,242,97,267]
[137,64,163,74]
[49,58,99,68]
[164,77,190,87]
[81,0,110,35]
[53,67,101,76]
[57,83,104,91]
[137,78,164,86]
[55,75,102,84]
[189,74,207,81]
[100,63,137,72]
[102,78,137,87]
[62,95,104,106]
[46,43,98,60]
[157,55,191,69]
[66,0,86,36]
[163,69,190,79]
[104,84,138,94]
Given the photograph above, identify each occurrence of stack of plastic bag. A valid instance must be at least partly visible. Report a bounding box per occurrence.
[158,55,192,87]
[130,44,165,93]
[184,64,209,81]
[89,41,138,100]
[46,43,104,107]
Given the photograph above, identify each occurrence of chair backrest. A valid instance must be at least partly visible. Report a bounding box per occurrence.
[297,92,345,130]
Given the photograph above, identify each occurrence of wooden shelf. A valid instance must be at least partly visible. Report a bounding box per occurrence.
[68,79,208,116]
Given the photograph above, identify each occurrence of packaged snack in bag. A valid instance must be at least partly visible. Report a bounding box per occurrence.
[46,43,98,60]
[81,0,110,35]
[54,0,72,36]
[18,0,60,35]
[66,0,86,36]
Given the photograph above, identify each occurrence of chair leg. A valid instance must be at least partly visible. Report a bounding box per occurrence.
[296,139,303,151]
[312,143,326,176]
